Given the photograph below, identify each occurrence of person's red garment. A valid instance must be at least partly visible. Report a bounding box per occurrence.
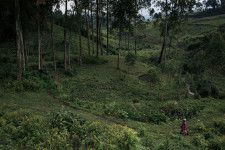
[181,121,187,130]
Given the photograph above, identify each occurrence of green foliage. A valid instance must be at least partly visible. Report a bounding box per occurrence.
[214,121,225,134]
[204,132,214,140]
[206,33,225,69]
[118,109,129,119]
[161,101,204,120]
[0,109,141,150]
[157,139,172,150]
[82,55,108,65]
[141,135,154,148]
[125,53,136,66]
[22,79,41,91]
[138,126,146,137]
[0,110,46,149]
[194,122,207,132]
[192,135,208,149]
[162,60,182,75]
[208,138,224,150]
[64,68,77,77]
[146,67,160,84]
[148,112,167,124]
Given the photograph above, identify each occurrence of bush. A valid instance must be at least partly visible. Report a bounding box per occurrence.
[12,81,24,92]
[0,110,46,149]
[206,33,225,69]
[193,135,208,149]
[208,139,224,150]
[148,112,167,124]
[146,67,160,84]
[214,121,225,134]
[83,55,108,65]
[161,101,203,120]
[64,68,77,77]
[118,109,128,119]
[138,127,146,137]
[141,135,154,148]
[125,53,136,66]
[204,132,214,140]
[22,79,41,91]
[194,122,207,132]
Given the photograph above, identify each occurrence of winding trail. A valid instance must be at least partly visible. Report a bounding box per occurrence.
[46,89,196,136]
[46,89,129,127]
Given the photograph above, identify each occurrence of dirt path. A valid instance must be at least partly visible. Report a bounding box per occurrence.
[46,89,197,136]
[46,89,129,127]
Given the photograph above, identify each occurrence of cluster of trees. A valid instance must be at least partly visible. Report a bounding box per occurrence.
[1,0,224,81]
[11,0,153,81]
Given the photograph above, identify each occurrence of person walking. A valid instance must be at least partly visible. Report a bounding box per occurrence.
[180,119,189,135]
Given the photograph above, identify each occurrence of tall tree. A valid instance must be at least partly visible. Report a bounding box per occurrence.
[91,1,95,54]
[50,1,57,71]
[15,0,23,81]
[36,0,46,70]
[84,0,91,55]
[64,0,68,70]
[75,0,83,65]
[158,0,168,64]
[111,0,137,70]
[96,0,99,58]
[106,0,109,55]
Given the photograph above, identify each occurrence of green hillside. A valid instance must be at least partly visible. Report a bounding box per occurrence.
[1,10,225,149]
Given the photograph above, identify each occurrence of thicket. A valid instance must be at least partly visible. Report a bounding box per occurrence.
[0,109,140,150]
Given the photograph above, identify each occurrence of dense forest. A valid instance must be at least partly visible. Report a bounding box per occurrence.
[0,0,225,149]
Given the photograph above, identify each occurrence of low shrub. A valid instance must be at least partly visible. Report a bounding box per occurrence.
[82,55,108,65]
[22,79,41,91]
[125,53,136,66]
[161,101,204,120]
[148,112,167,124]
[118,109,129,119]
[64,68,77,77]
[194,122,207,132]
[138,127,146,137]
[214,121,225,134]
[203,132,214,140]
[146,67,160,84]
[141,135,154,148]
[208,139,224,150]
[192,135,208,149]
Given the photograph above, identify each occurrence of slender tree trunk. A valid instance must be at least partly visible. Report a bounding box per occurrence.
[158,0,168,64]
[159,38,165,64]
[37,15,41,70]
[40,44,43,69]
[106,0,109,55]
[64,0,68,70]
[68,26,71,67]
[79,12,82,66]
[15,0,23,81]
[23,32,28,68]
[21,35,25,71]
[134,0,137,56]
[100,21,103,55]
[128,32,130,54]
[175,14,181,61]
[96,0,99,58]
[24,39,28,68]
[51,7,56,71]
[164,0,168,62]
[117,29,122,70]
[87,5,90,55]
[91,2,95,54]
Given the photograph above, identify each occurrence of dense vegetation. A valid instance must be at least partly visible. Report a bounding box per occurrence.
[0,0,225,149]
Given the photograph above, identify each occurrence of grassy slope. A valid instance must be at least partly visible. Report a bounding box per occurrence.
[1,13,225,149]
